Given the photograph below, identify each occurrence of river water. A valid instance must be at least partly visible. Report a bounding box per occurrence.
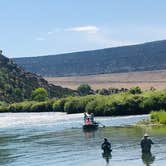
[0,113,166,166]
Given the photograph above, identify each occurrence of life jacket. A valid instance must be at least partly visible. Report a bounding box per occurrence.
[85,117,91,125]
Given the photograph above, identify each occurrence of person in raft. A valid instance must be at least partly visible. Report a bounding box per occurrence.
[84,112,90,122]
[140,133,154,153]
[90,113,94,124]
[84,112,88,123]
[85,117,91,125]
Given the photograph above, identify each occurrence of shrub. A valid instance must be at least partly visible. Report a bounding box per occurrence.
[31,87,48,101]
[129,86,142,94]
[77,84,93,96]
[53,97,72,112]
[8,101,36,112]
[150,110,166,124]
[30,101,52,112]
[64,96,94,114]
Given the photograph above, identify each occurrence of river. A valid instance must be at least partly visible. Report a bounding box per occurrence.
[0,113,166,166]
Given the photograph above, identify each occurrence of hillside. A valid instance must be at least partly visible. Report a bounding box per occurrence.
[13,40,166,76]
[0,52,74,103]
[45,70,166,90]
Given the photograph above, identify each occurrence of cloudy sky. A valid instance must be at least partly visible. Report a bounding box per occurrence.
[1,0,166,58]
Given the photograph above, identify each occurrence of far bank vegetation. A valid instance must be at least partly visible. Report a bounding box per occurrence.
[1,85,166,117]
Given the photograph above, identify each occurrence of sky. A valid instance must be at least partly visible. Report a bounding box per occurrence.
[1,0,166,58]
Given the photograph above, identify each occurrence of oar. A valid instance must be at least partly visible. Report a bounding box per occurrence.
[97,121,106,128]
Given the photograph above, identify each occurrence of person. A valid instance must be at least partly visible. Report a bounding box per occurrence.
[84,112,88,123]
[101,138,112,153]
[85,117,91,125]
[90,113,94,124]
[140,133,154,153]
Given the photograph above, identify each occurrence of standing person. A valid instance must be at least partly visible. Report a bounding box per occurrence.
[140,133,154,153]
[90,113,94,124]
[101,138,112,153]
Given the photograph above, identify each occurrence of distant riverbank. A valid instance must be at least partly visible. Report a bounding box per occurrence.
[135,110,166,127]
[1,90,166,117]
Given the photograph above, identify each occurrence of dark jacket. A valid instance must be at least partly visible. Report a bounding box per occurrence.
[102,141,111,152]
[141,138,154,153]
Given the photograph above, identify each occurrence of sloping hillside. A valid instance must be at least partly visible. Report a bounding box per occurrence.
[45,70,166,90]
[0,52,74,103]
[13,40,166,76]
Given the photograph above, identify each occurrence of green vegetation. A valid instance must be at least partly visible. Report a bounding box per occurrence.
[1,89,166,116]
[31,87,48,101]
[129,86,142,94]
[151,110,166,124]
[0,54,75,103]
[77,84,93,96]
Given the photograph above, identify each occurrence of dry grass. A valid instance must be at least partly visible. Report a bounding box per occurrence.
[45,70,166,90]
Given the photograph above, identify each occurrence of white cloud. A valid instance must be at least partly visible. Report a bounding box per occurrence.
[66,26,99,34]
[35,25,134,47]
[85,31,133,48]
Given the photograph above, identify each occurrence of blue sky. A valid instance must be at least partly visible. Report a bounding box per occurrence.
[1,0,166,58]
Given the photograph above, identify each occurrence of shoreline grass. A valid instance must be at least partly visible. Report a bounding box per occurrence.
[151,110,166,124]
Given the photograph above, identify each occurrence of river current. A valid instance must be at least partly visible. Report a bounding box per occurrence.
[0,113,166,166]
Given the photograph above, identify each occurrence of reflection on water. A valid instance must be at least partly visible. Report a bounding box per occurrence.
[83,130,96,139]
[141,153,155,166]
[0,113,166,166]
[102,151,112,165]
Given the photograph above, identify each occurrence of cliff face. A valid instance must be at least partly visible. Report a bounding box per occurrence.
[13,40,166,76]
[0,53,74,103]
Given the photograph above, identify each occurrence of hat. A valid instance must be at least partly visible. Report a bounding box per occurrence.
[144,133,149,137]
[104,138,108,141]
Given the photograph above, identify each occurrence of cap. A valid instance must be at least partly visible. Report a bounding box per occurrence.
[144,133,149,137]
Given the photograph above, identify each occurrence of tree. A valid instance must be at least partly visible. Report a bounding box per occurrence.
[77,84,93,96]
[31,87,48,101]
[129,86,142,94]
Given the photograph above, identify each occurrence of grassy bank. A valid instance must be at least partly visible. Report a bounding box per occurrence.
[151,110,166,124]
[135,110,166,126]
[1,90,166,116]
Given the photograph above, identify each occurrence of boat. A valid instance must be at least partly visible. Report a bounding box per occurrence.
[83,122,99,130]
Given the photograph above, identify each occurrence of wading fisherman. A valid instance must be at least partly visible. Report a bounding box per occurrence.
[101,138,112,153]
[140,133,154,153]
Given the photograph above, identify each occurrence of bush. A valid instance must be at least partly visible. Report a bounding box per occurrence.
[1,89,166,116]
[151,110,166,124]
[31,87,48,101]
[53,97,72,112]
[77,84,93,96]
[0,106,9,112]
[129,86,142,94]
[8,101,36,112]
[30,101,52,112]
[64,96,94,114]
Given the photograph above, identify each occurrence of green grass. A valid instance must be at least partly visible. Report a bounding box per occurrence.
[151,110,166,124]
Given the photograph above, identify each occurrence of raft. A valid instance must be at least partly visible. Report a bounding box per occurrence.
[83,122,99,130]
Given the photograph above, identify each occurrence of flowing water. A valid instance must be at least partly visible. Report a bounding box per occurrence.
[0,113,166,166]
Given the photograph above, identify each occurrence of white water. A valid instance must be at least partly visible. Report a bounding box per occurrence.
[0,113,149,131]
